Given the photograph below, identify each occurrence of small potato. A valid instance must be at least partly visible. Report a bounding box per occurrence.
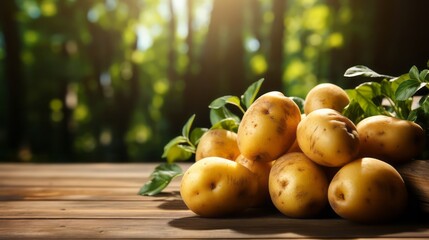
[180,157,258,217]
[269,152,329,218]
[328,157,408,223]
[357,115,425,163]
[304,83,350,115]
[297,108,360,167]
[195,129,240,161]
[236,154,272,206]
[237,91,301,162]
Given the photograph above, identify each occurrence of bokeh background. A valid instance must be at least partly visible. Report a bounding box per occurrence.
[1,0,428,162]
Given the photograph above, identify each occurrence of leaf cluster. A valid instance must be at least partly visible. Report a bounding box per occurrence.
[139,78,265,195]
[343,63,429,159]
[343,64,429,125]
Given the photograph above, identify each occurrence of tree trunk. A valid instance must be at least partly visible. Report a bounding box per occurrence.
[182,0,247,128]
[183,0,224,127]
[168,0,177,85]
[0,1,24,158]
[223,0,246,96]
[265,0,286,93]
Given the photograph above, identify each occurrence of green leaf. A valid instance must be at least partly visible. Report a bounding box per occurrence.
[241,78,264,109]
[395,80,427,101]
[409,66,420,80]
[181,114,196,139]
[138,163,183,196]
[419,95,429,113]
[161,136,188,158]
[346,83,382,116]
[395,99,413,120]
[420,69,429,81]
[209,95,244,114]
[210,118,240,132]
[344,65,394,79]
[209,95,235,109]
[380,79,395,100]
[408,109,418,122]
[209,107,240,126]
[289,96,305,114]
[166,144,193,163]
[389,73,410,91]
[189,127,207,146]
[342,100,365,123]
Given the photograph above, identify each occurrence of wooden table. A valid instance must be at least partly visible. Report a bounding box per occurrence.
[1,163,429,239]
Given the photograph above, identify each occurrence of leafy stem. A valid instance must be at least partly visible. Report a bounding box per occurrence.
[139,78,265,196]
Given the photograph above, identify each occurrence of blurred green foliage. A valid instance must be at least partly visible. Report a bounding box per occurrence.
[0,0,428,162]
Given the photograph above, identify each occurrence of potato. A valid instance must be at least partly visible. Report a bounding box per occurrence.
[286,138,302,153]
[304,83,350,115]
[237,91,301,162]
[328,157,408,223]
[180,157,258,217]
[356,115,425,163]
[269,152,329,218]
[236,154,272,206]
[297,108,360,167]
[195,129,240,161]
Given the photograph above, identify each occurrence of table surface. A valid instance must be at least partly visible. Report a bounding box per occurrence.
[1,163,429,239]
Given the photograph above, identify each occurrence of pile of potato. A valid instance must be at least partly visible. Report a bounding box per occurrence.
[180,83,425,223]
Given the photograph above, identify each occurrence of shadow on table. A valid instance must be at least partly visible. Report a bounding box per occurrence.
[150,191,189,210]
[168,207,429,238]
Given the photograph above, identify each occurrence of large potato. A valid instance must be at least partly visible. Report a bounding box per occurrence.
[195,129,240,161]
[236,154,272,206]
[269,152,329,218]
[328,157,408,223]
[357,115,425,163]
[304,83,350,115]
[180,157,258,217]
[297,108,360,167]
[237,91,301,162]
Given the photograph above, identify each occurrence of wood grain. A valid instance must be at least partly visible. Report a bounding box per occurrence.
[1,162,429,239]
[397,160,429,214]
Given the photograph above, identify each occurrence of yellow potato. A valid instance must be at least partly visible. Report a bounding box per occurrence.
[357,115,425,163]
[328,157,408,223]
[304,83,350,115]
[269,152,329,218]
[180,157,258,217]
[235,154,272,206]
[297,108,360,167]
[195,129,240,161]
[286,138,302,153]
[237,91,301,162]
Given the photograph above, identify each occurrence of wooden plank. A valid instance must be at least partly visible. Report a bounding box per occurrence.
[1,217,429,239]
[0,200,191,219]
[0,201,274,220]
[0,176,150,188]
[1,163,429,239]
[0,186,181,201]
[0,163,171,178]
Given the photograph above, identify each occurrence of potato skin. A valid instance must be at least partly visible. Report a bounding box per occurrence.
[297,108,360,167]
[357,115,425,163]
[180,157,258,217]
[237,91,301,162]
[328,157,408,223]
[195,129,240,161]
[269,152,329,218]
[304,83,350,115]
[235,154,272,206]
